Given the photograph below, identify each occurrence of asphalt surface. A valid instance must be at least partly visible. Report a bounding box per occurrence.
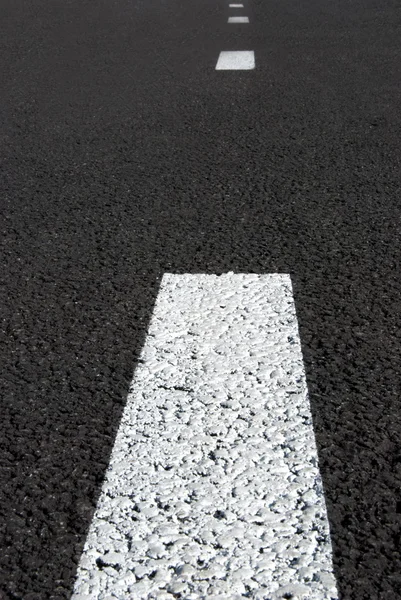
[1,0,401,597]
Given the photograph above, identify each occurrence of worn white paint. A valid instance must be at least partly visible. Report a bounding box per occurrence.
[73,273,338,600]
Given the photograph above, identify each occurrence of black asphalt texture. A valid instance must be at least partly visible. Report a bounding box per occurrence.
[1,0,401,597]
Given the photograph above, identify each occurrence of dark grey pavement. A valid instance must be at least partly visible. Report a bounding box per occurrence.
[1,0,401,597]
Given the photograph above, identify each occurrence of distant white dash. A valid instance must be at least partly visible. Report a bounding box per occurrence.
[215,51,255,70]
[73,273,338,600]
[228,16,249,23]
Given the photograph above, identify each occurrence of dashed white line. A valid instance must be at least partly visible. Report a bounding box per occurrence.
[72,273,338,600]
[215,51,255,70]
[229,3,244,6]
[228,16,249,23]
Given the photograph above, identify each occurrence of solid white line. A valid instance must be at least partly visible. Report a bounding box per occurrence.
[215,51,255,70]
[228,16,249,23]
[73,274,338,600]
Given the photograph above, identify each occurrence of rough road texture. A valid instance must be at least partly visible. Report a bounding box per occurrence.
[73,274,337,599]
[1,0,401,597]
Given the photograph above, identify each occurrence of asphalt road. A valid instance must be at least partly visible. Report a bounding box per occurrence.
[1,0,401,597]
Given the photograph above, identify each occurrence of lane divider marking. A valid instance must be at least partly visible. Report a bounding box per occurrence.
[228,16,249,23]
[215,51,255,70]
[73,273,338,600]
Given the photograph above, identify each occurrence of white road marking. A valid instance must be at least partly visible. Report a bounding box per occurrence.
[215,51,255,70]
[72,273,338,600]
[229,3,244,6]
[228,16,249,23]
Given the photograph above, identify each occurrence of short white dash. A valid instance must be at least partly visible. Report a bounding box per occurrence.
[228,16,249,23]
[215,50,255,70]
[73,273,338,600]
[229,3,244,6]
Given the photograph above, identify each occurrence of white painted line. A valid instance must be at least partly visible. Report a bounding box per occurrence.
[228,16,249,23]
[229,3,244,6]
[215,51,255,70]
[73,273,338,600]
